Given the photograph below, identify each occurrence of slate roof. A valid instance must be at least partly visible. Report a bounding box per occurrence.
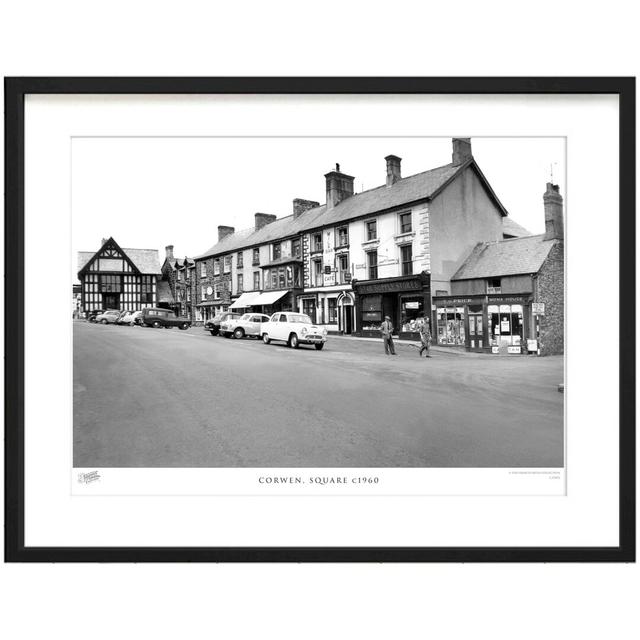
[502,217,531,238]
[452,235,556,280]
[77,247,162,275]
[196,159,503,260]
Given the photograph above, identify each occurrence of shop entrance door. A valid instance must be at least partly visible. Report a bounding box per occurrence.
[468,313,484,351]
[343,305,353,334]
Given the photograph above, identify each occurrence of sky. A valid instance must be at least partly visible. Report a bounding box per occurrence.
[72,136,565,266]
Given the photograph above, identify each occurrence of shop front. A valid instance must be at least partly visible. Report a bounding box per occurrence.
[352,272,430,340]
[433,294,532,353]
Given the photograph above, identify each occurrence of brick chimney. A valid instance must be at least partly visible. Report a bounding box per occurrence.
[255,213,277,231]
[218,225,235,241]
[292,198,320,219]
[325,164,355,209]
[165,244,174,260]
[385,155,402,186]
[543,183,564,241]
[452,138,472,166]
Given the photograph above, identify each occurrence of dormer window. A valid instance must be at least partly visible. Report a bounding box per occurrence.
[487,278,502,294]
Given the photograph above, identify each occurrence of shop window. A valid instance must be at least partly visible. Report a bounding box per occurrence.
[272,243,281,260]
[400,245,413,276]
[362,294,382,327]
[366,219,377,241]
[400,297,424,332]
[252,248,260,265]
[399,211,412,234]
[302,299,317,324]
[489,304,524,347]
[253,271,260,290]
[328,298,337,323]
[337,226,349,247]
[367,251,378,280]
[487,278,501,294]
[237,252,243,268]
[436,306,466,345]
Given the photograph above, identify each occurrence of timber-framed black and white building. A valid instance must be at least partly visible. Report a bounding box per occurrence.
[77,237,163,314]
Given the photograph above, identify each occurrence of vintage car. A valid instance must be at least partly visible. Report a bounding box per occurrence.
[87,308,106,323]
[204,311,241,336]
[261,312,327,350]
[141,307,191,330]
[117,310,142,326]
[220,313,271,339]
[94,310,121,325]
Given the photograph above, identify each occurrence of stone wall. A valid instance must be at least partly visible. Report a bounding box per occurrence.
[536,240,564,356]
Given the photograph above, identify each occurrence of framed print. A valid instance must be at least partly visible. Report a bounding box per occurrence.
[4,77,635,562]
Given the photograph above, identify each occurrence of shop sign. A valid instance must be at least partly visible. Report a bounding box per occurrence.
[500,320,510,332]
[405,301,420,309]
[527,339,538,352]
[436,297,474,305]
[508,346,521,354]
[489,295,527,304]
[532,302,545,315]
[323,273,336,286]
[357,279,421,294]
[378,257,399,265]
[344,272,352,283]
[491,346,500,354]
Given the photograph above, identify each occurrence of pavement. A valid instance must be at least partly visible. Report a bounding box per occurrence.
[73,321,564,468]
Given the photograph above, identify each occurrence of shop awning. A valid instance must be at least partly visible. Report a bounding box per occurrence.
[229,291,262,309]
[252,290,289,305]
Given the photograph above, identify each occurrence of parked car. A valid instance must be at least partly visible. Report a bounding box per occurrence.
[95,310,121,325]
[87,309,105,323]
[261,312,327,350]
[204,311,241,336]
[141,307,191,330]
[115,310,132,325]
[221,313,271,339]
[117,310,142,325]
[130,310,144,326]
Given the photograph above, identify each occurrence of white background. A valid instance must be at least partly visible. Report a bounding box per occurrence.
[1,2,638,639]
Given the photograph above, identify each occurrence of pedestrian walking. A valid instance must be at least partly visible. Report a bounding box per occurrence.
[418,318,432,357]
[381,315,396,355]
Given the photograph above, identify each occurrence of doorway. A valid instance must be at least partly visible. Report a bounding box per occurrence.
[468,313,484,351]
[103,293,120,310]
[342,304,353,334]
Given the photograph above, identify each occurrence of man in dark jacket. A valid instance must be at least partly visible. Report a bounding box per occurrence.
[418,318,432,357]
[381,315,396,355]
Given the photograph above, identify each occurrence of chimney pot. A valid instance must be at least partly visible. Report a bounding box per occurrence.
[543,183,564,241]
[165,244,174,260]
[254,213,277,231]
[324,165,355,209]
[452,137,472,166]
[293,198,320,219]
[217,226,235,242]
[385,155,402,187]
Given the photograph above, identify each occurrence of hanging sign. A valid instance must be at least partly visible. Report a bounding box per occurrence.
[532,302,545,315]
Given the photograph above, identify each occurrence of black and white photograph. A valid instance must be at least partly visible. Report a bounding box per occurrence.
[72,135,565,471]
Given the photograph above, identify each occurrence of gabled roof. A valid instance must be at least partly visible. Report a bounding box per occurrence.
[502,217,532,238]
[452,235,556,280]
[196,158,507,260]
[77,237,162,276]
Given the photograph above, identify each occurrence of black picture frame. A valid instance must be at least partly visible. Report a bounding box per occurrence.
[4,77,635,563]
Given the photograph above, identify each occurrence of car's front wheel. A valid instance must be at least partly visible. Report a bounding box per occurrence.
[262,333,271,345]
[179,322,189,330]
[100,319,108,325]
[233,328,244,339]
[315,343,324,351]
[209,330,216,336]
[289,333,299,349]
[152,321,161,328]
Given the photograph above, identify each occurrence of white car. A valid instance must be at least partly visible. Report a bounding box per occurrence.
[220,313,271,339]
[261,312,327,350]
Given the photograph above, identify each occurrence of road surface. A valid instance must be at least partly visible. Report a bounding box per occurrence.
[73,321,564,467]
